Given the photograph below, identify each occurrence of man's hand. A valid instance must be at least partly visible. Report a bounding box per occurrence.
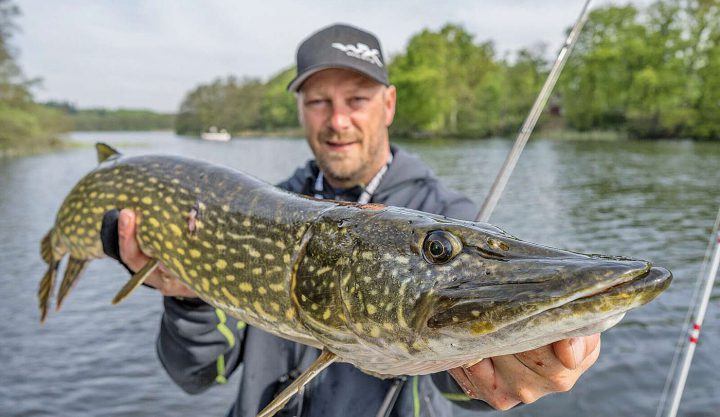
[116,209,198,298]
[448,334,601,410]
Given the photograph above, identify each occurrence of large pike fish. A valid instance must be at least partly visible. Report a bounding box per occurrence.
[39,144,671,416]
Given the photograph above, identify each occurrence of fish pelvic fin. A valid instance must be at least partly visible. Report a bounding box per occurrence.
[256,349,337,417]
[39,229,66,323]
[111,258,159,304]
[56,256,89,312]
[95,142,121,164]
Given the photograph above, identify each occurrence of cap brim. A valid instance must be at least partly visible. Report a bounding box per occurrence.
[287,64,389,92]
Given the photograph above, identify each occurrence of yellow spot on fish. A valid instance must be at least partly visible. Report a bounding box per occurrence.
[141,197,152,205]
[470,321,495,335]
[222,204,230,212]
[242,219,251,227]
[201,278,210,292]
[189,249,201,258]
[316,266,331,276]
[253,302,276,321]
[189,269,198,278]
[117,194,128,202]
[370,326,381,338]
[169,224,182,237]
[222,287,239,305]
[283,254,291,264]
[165,241,174,250]
[211,277,219,285]
[366,304,377,315]
[148,218,160,228]
[164,196,173,204]
[323,309,331,320]
[285,309,295,320]
[238,282,253,292]
[243,245,261,258]
[269,283,284,292]
[252,267,262,275]
[216,259,227,270]
[233,262,246,269]
[270,302,280,312]
[258,287,267,295]
[264,254,275,261]
[203,263,212,271]
[226,275,235,282]
[275,241,286,249]
[383,323,394,331]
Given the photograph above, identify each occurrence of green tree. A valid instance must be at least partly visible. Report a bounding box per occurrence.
[0,0,71,152]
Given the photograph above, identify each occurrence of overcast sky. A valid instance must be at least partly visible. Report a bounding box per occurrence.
[15,0,651,112]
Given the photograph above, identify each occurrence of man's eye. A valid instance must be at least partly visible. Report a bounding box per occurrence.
[349,97,368,106]
[305,99,328,108]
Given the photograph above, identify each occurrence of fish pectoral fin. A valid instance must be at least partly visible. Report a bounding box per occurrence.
[56,256,89,312]
[256,349,337,417]
[111,258,159,304]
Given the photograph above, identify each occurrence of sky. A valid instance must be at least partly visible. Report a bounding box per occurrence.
[14,0,652,113]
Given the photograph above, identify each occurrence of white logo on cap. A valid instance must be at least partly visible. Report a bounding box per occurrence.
[331,42,383,67]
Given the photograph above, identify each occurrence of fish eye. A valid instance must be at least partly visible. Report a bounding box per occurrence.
[422,231,461,264]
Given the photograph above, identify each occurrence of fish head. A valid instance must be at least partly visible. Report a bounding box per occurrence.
[301,204,671,366]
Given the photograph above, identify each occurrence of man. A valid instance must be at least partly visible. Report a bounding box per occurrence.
[104,24,600,416]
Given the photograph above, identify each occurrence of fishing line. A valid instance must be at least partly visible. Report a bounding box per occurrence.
[655,206,720,417]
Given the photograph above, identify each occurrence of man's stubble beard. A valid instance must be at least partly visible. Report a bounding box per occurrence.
[315,129,385,186]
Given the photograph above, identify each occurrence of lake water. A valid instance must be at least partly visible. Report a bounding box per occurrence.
[1,131,718,417]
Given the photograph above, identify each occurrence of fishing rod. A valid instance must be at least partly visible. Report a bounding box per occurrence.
[656,207,720,417]
[476,0,592,222]
[378,3,594,415]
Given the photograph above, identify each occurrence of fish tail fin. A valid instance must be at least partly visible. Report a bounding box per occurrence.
[55,256,89,312]
[39,230,66,323]
[95,143,121,164]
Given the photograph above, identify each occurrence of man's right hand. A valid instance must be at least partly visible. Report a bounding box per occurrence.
[115,209,198,298]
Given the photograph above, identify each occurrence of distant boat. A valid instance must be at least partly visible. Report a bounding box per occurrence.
[201,126,231,142]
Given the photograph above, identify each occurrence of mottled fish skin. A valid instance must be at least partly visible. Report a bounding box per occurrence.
[39,144,672,377]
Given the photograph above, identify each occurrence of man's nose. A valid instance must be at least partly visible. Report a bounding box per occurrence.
[330,105,351,131]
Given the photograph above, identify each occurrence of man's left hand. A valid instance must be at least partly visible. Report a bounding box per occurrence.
[448,334,601,410]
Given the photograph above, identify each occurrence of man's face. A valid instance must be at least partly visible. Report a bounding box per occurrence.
[298,69,396,189]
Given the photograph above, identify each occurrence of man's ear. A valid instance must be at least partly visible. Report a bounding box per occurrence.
[384,85,397,127]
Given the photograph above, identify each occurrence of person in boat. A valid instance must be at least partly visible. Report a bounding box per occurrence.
[102,23,601,416]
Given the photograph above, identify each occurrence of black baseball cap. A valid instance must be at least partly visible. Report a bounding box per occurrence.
[287,23,389,92]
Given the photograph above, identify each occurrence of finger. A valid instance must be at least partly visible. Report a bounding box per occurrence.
[552,333,601,370]
[488,354,556,404]
[448,366,482,398]
[577,335,602,372]
[118,209,149,272]
[513,343,570,377]
[459,358,524,410]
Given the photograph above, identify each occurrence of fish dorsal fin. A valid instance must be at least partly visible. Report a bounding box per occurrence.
[96,143,121,163]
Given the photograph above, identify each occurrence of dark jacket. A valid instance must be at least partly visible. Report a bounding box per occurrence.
[156,146,490,416]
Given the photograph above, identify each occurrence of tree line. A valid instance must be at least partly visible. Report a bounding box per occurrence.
[2,0,718,153]
[0,0,71,153]
[177,0,720,140]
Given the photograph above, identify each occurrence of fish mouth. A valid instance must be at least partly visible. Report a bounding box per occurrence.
[426,260,672,330]
[564,266,672,308]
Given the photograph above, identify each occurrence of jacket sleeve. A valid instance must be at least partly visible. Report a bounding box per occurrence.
[156,296,246,394]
